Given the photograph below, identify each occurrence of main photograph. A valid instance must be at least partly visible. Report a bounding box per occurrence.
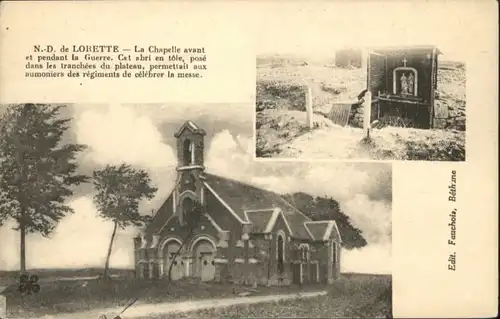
[0,103,392,318]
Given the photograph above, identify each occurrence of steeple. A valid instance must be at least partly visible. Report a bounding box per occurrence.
[173,121,206,225]
[174,120,206,172]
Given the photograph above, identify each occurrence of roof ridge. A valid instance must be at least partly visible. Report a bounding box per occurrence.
[304,220,332,224]
[204,172,312,222]
[245,208,276,214]
[174,120,206,137]
[303,223,315,240]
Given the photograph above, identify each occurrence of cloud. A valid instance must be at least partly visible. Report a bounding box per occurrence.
[205,130,255,181]
[341,244,392,275]
[0,197,134,270]
[75,104,177,169]
[342,194,391,245]
[73,104,179,214]
[253,3,474,62]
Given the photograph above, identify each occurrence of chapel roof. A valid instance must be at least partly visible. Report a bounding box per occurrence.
[371,45,443,55]
[143,172,343,242]
[174,120,207,138]
[140,193,172,237]
[244,209,276,233]
[304,221,342,242]
[202,173,313,239]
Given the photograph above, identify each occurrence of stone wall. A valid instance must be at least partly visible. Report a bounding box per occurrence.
[433,66,466,131]
[348,98,465,130]
[433,96,466,131]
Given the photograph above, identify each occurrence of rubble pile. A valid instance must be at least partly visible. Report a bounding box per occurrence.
[256,80,307,112]
[349,101,365,128]
[434,67,466,131]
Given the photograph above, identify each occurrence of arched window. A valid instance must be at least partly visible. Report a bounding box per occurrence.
[332,242,337,264]
[183,139,194,166]
[277,232,285,274]
[393,67,418,97]
[182,197,194,222]
[299,244,310,262]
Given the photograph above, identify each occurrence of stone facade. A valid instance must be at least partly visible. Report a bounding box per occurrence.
[134,121,343,286]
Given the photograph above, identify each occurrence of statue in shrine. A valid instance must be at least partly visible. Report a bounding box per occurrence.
[400,73,409,95]
[408,73,415,95]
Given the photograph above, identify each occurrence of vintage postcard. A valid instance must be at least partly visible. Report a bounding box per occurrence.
[0,1,497,319]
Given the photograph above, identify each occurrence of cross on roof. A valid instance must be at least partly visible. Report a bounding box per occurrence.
[402,57,408,67]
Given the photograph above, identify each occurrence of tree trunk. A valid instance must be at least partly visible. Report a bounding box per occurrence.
[103,221,118,280]
[20,219,26,273]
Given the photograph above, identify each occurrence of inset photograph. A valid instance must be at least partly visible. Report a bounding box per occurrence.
[256,45,466,161]
[1,103,391,318]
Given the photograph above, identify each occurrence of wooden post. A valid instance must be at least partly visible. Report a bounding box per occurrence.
[305,85,313,129]
[364,91,372,138]
[429,47,437,129]
[362,49,369,88]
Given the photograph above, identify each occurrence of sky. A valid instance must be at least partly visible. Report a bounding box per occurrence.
[0,103,392,274]
[249,1,486,63]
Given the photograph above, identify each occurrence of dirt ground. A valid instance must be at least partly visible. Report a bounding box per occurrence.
[139,274,392,319]
[257,110,465,161]
[2,276,321,318]
[2,267,390,318]
[256,55,466,161]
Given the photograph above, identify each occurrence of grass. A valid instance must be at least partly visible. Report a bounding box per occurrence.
[0,267,134,285]
[1,267,391,318]
[1,268,391,318]
[137,274,392,318]
[2,275,324,318]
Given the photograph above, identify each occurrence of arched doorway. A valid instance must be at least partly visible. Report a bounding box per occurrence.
[162,239,184,281]
[191,237,216,281]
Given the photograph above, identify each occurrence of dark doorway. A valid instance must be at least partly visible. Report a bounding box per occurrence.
[277,234,285,274]
[332,243,337,278]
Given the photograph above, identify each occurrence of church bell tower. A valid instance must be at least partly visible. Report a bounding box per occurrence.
[173,120,206,225]
[174,120,206,174]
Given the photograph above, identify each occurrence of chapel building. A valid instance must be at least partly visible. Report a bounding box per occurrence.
[133,121,342,285]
